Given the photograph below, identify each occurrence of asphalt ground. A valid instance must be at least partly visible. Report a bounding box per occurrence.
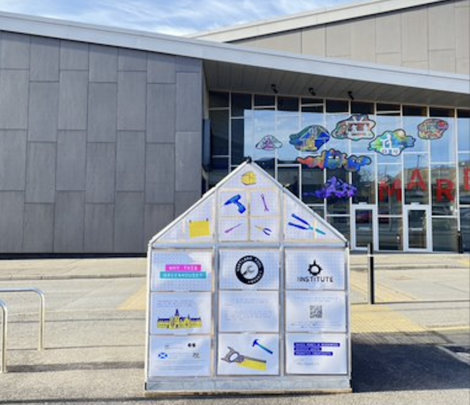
[0,254,468,405]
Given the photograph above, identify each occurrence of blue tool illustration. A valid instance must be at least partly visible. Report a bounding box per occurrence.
[261,194,270,212]
[225,223,242,234]
[224,195,246,214]
[255,225,272,236]
[252,339,273,355]
[288,213,326,235]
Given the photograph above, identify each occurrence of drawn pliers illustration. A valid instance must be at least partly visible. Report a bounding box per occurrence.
[288,213,326,235]
[255,225,272,236]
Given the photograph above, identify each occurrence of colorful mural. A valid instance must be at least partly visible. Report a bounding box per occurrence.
[256,135,283,151]
[331,114,376,141]
[296,149,372,172]
[315,177,357,200]
[418,119,449,140]
[368,129,415,156]
[289,125,330,152]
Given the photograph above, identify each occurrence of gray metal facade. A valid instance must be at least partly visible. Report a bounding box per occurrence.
[0,31,203,254]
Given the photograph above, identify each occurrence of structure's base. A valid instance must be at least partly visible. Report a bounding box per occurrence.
[145,377,352,396]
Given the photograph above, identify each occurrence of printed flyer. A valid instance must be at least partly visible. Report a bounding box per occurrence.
[219,249,280,290]
[285,248,345,290]
[285,291,346,333]
[217,333,279,376]
[219,290,279,333]
[285,333,347,375]
[148,336,211,377]
[150,292,212,335]
[151,250,212,292]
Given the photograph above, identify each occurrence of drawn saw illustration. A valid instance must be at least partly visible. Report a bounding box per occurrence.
[221,346,267,371]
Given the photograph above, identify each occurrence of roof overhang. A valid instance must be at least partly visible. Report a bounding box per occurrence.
[0,10,468,108]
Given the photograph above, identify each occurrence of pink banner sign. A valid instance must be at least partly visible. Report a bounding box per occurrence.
[165,264,202,272]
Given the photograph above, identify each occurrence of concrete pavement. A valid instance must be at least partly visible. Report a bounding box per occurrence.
[0,254,468,404]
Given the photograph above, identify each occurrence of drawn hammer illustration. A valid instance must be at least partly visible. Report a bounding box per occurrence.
[252,339,273,354]
[224,194,246,214]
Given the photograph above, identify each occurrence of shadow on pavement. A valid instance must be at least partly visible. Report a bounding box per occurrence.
[352,339,470,392]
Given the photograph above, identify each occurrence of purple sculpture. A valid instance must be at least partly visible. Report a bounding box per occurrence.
[315,177,357,200]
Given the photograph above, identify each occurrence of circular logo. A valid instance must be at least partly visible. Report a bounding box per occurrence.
[235,255,264,285]
[308,260,322,276]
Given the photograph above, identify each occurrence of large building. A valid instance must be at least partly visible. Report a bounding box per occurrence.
[0,0,468,255]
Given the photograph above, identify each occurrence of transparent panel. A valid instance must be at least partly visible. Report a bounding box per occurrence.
[432,217,458,252]
[460,208,470,252]
[374,115,403,163]
[429,118,455,162]
[309,205,325,218]
[253,110,276,161]
[209,91,229,108]
[351,102,374,114]
[352,158,376,204]
[404,154,429,204]
[278,96,299,112]
[327,216,350,242]
[354,209,373,248]
[326,100,349,113]
[208,157,229,189]
[254,94,275,107]
[379,217,402,250]
[231,93,252,117]
[326,170,350,214]
[407,209,427,249]
[210,110,229,155]
[431,164,456,216]
[231,118,251,165]
[301,169,325,204]
[403,107,427,153]
[378,164,402,215]
[459,152,470,205]
[277,166,300,198]
[277,115,300,162]
[457,111,470,151]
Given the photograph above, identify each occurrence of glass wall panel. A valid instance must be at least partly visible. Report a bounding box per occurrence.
[460,208,470,252]
[459,152,470,205]
[326,170,350,214]
[327,216,350,242]
[254,94,275,107]
[374,115,403,163]
[457,110,470,151]
[404,153,429,204]
[378,164,402,214]
[209,91,229,108]
[432,217,458,252]
[277,166,301,197]
[252,109,276,161]
[209,110,229,155]
[309,205,325,218]
[379,217,402,250]
[403,105,428,153]
[326,113,350,151]
[208,157,229,189]
[277,115,300,162]
[302,169,325,204]
[352,158,376,204]
[231,93,251,117]
[429,117,455,162]
[431,164,456,215]
[278,96,299,112]
[231,118,251,165]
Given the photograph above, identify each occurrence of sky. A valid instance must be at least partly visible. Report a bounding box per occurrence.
[0,0,376,36]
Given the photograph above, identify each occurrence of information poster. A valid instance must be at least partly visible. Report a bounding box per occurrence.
[285,333,347,375]
[217,333,279,376]
[219,291,279,332]
[148,336,211,377]
[151,250,212,292]
[150,292,212,335]
[285,249,345,290]
[285,291,346,333]
[219,249,279,290]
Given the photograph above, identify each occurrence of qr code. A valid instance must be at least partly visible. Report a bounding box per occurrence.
[309,305,323,319]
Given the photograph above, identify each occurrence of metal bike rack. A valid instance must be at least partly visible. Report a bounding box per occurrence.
[0,288,45,351]
[0,299,7,373]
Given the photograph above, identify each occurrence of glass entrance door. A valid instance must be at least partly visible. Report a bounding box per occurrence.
[404,206,431,251]
[352,205,378,250]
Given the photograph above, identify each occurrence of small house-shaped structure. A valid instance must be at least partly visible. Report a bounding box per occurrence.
[146,162,350,394]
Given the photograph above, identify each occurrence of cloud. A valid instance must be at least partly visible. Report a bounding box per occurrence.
[0,0,373,35]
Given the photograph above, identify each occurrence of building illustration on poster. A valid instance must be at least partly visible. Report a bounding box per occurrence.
[146,162,350,394]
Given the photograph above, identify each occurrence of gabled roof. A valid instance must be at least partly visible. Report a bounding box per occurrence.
[150,162,347,248]
[0,9,468,106]
[189,0,448,42]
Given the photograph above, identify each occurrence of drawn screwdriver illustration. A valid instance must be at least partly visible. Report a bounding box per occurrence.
[288,213,326,235]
